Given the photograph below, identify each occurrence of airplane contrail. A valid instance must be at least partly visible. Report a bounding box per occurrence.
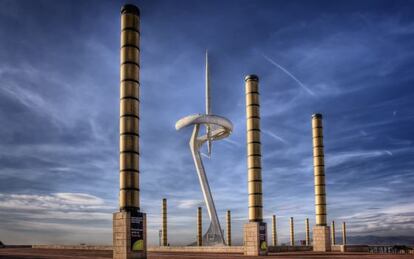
[263,130,288,144]
[262,53,315,96]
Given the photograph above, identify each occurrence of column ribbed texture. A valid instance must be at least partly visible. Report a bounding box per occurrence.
[272,215,277,246]
[312,114,327,225]
[342,222,347,245]
[290,217,295,246]
[162,198,167,246]
[245,75,263,222]
[305,218,310,246]
[226,210,231,246]
[119,4,140,212]
[197,207,202,246]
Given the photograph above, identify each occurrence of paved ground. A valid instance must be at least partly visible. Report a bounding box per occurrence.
[0,248,413,259]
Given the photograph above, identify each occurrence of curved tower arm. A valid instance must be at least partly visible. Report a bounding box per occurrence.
[189,124,224,245]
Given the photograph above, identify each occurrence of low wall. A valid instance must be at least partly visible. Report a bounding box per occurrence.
[32,245,243,253]
[268,245,313,252]
[32,245,112,250]
[4,245,32,248]
[148,246,244,253]
[345,245,369,252]
[31,244,372,253]
[331,245,369,252]
[331,245,342,252]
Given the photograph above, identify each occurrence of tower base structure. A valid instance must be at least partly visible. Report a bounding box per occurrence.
[312,225,331,252]
[113,211,147,259]
[243,222,268,256]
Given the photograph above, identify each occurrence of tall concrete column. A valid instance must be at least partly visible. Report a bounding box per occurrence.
[113,4,146,259]
[342,222,347,245]
[119,4,140,213]
[197,207,202,246]
[305,218,310,246]
[331,221,336,245]
[312,114,327,226]
[311,114,331,252]
[226,210,232,246]
[246,75,263,223]
[162,199,167,246]
[290,217,295,246]
[272,215,277,246]
[243,75,267,256]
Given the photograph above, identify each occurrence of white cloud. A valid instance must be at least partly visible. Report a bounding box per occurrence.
[0,193,110,211]
[176,199,204,209]
[54,193,104,205]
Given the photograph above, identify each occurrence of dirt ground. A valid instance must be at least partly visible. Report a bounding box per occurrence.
[0,248,413,259]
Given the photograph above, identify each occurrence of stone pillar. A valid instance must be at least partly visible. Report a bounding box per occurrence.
[113,212,146,259]
[290,217,295,246]
[113,4,146,259]
[161,199,167,246]
[331,221,336,245]
[342,222,347,245]
[272,215,277,246]
[243,75,267,256]
[226,210,232,246]
[311,114,331,252]
[197,207,202,246]
[305,218,310,246]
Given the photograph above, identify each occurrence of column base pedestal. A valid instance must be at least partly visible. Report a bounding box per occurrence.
[243,222,268,256]
[312,225,331,252]
[113,211,147,259]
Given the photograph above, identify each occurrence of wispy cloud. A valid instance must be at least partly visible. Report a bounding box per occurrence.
[327,150,395,167]
[263,130,288,144]
[261,53,316,96]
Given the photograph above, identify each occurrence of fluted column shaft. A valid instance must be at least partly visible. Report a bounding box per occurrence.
[290,217,295,246]
[245,75,263,222]
[162,198,167,246]
[197,207,202,246]
[226,210,232,246]
[342,222,347,245]
[119,4,140,212]
[272,215,277,246]
[305,218,310,246]
[312,114,327,225]
[331,221,336,245]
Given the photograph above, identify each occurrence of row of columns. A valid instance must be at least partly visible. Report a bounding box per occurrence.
[271,215,347,246]
[160,201,347,247]
[197,208,232,246]
[331,221,347,245]
[160,200,233,246]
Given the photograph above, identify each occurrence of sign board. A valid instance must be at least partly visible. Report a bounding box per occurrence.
[259,222,267,253]
[130,210,144,251]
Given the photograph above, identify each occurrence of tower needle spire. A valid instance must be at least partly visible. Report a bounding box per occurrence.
[205,50,212,157]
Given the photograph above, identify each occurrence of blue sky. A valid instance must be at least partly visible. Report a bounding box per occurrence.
[0,0,413,246]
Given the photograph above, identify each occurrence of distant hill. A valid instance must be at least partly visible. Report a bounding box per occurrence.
[345,236,414,246]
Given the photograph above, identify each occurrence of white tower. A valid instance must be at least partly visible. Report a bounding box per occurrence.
[176,51,233,245]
